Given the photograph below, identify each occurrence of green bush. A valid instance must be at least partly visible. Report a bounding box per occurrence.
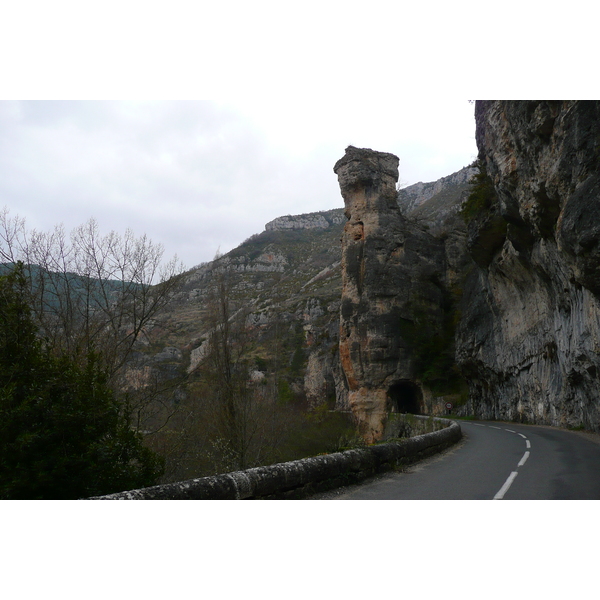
[0,264,163,499]
[276,406,358,461]
[460,159,498,223]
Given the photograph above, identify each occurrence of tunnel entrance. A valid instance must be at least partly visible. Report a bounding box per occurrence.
[388,381,422,414]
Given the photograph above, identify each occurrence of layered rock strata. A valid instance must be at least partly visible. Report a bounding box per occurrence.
[458,101,600,429]
[265,210,345,231]
[334,146,446,442]
[398,165,476,214]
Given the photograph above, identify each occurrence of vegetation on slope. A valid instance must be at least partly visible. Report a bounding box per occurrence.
[459,159,498,222]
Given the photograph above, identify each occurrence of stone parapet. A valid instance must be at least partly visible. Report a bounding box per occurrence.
[89,417,461,500]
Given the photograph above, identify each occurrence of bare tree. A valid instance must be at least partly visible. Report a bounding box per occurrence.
[0,208,185,437]
[187,268,301,473]
[0,209,183,374]
[201,272,256,470]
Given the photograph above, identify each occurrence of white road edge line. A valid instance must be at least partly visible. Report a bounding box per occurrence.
[518,433,527,439]
[505,429,516,433]
[518,451,530,467]
[490,426,501,430]
[526,440,531,449]
[471,423,485,427]
[494,471,519,500]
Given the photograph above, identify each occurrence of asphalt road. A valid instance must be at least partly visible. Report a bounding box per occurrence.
[316,420,600,500]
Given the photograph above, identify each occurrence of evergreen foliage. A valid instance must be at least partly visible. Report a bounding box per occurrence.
[0,263,163,499]
[460,159,498,222]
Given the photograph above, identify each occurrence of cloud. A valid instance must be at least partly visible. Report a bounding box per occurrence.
[0,99,477,269]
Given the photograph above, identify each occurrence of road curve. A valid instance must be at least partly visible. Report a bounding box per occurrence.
[315,421,600,500]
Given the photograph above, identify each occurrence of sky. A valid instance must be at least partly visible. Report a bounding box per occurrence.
[2,1,593,272]
[0,98,478,269]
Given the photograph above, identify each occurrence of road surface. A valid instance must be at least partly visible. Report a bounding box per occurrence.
[315,420,600,499]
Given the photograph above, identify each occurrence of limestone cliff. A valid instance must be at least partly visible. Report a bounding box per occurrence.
[457,101,600,430]
[265,210,345,231]
[334,102,600,440]
[398,166,476,215]
[334,146,448,442]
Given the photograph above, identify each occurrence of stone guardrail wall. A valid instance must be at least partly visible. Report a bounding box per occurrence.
[89,417,461,500]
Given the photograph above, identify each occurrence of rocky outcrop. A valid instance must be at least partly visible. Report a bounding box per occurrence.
[458,101,600,430]
[218,251,288,273]
[334,146,447,442]
[145,165,475,433]
[265,210,345,231]
[398,165,477,214]
[334,104,600,438]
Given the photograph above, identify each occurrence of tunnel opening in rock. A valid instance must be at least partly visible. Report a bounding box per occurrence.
[388,381,422,414]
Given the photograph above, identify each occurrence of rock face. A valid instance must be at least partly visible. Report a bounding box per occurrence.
[334,146,447,442]
[139,103,600,451]
[398,166,476,214]
[334,104,600,439]
[458,101,600,429]
[265,210,345,231]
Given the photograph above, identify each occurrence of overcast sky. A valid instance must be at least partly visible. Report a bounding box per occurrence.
[0,99,477,269]
[2,3,592,272]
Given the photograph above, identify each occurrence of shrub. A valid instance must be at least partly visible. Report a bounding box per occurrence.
[460,159,498,223]
[0,264,163,499]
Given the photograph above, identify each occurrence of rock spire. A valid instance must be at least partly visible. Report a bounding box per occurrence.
[335,146,446,442]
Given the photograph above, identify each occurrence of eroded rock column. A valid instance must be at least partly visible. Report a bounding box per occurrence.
[334,146,446,443]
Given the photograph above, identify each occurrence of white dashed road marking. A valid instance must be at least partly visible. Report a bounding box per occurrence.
[494,471,519,500]
[475,424,532,500]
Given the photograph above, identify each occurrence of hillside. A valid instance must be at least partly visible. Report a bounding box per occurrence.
[113,163,476,479]
[136,165,475,409]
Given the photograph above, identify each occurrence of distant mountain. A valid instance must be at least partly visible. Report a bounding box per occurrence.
[265,209,345,232]
[397,165,476,215]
